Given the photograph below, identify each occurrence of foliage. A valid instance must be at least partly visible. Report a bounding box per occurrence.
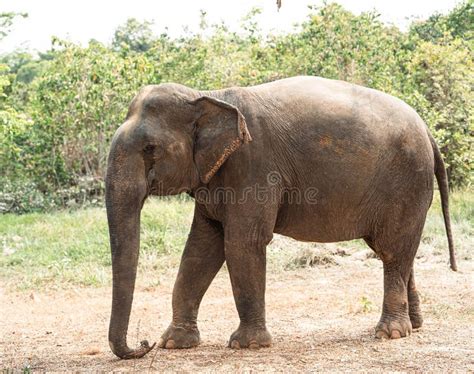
[0,2,472,212]
[29,39,155,189]
[0,12,27,41]
[112,18,155,52]
[409,0,473,46]
[407,37,473,186]
[359,296,373,313]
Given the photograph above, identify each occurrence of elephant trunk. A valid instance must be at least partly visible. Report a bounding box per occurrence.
[105,145,155,359]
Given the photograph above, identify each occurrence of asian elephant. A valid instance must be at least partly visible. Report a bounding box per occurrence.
[105,76,456,359]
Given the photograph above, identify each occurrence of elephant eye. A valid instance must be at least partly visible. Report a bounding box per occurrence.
[143,145,155,154]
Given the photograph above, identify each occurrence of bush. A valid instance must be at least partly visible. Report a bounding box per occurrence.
[406,37,473,187]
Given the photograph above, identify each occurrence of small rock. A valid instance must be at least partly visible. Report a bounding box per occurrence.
[81,347,101,355]
[29,292,40,302]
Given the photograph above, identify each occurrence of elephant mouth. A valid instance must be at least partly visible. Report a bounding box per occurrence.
[147,184,191,197]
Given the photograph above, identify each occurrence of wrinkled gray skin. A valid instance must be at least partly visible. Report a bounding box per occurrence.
[105,76,456,359]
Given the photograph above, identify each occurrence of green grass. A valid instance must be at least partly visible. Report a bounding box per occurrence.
[0,197,194,289]
[1,191,472,290]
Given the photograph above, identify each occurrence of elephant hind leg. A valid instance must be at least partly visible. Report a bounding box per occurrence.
[375,258,413,339]
[369,224,425,340]
[408,268,423,329]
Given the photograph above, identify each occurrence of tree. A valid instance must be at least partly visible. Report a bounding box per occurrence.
[407,37,473,187]
[0,12,27,41]
[409,0,473,47]
[112,18,155,52]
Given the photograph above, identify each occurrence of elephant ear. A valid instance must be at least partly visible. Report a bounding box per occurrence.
[191,96,252,184]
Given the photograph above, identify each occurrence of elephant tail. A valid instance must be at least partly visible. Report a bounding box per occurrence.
[429,133,457,271]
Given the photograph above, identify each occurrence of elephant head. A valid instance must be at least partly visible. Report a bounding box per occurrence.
[105,83,251,359]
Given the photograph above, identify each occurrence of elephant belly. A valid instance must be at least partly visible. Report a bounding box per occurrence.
[274,204,368,243]
[273,179,372,243]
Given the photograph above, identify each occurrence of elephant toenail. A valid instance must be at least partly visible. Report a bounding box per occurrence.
[157,338,164,348]
[375,330,389,339]
[165,339,176,349]
[230,340,241,349]
[248,341,259,349]
[391,330,401,339]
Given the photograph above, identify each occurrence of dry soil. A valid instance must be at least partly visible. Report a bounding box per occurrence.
[1,258,473,372]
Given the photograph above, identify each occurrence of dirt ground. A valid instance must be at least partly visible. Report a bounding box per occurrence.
[1,258,473,372]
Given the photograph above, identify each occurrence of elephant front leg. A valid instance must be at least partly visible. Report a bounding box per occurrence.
[225,235,272,349]
[159,210,225,349]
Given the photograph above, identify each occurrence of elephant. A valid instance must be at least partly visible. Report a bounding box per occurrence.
[105,76,456,359]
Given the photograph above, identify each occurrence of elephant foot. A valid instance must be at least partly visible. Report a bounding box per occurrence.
[409,311,423,329]
[228,325,272,349]
[375,315,412,339]
[408,292,423,329]
[158,323,200,349]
